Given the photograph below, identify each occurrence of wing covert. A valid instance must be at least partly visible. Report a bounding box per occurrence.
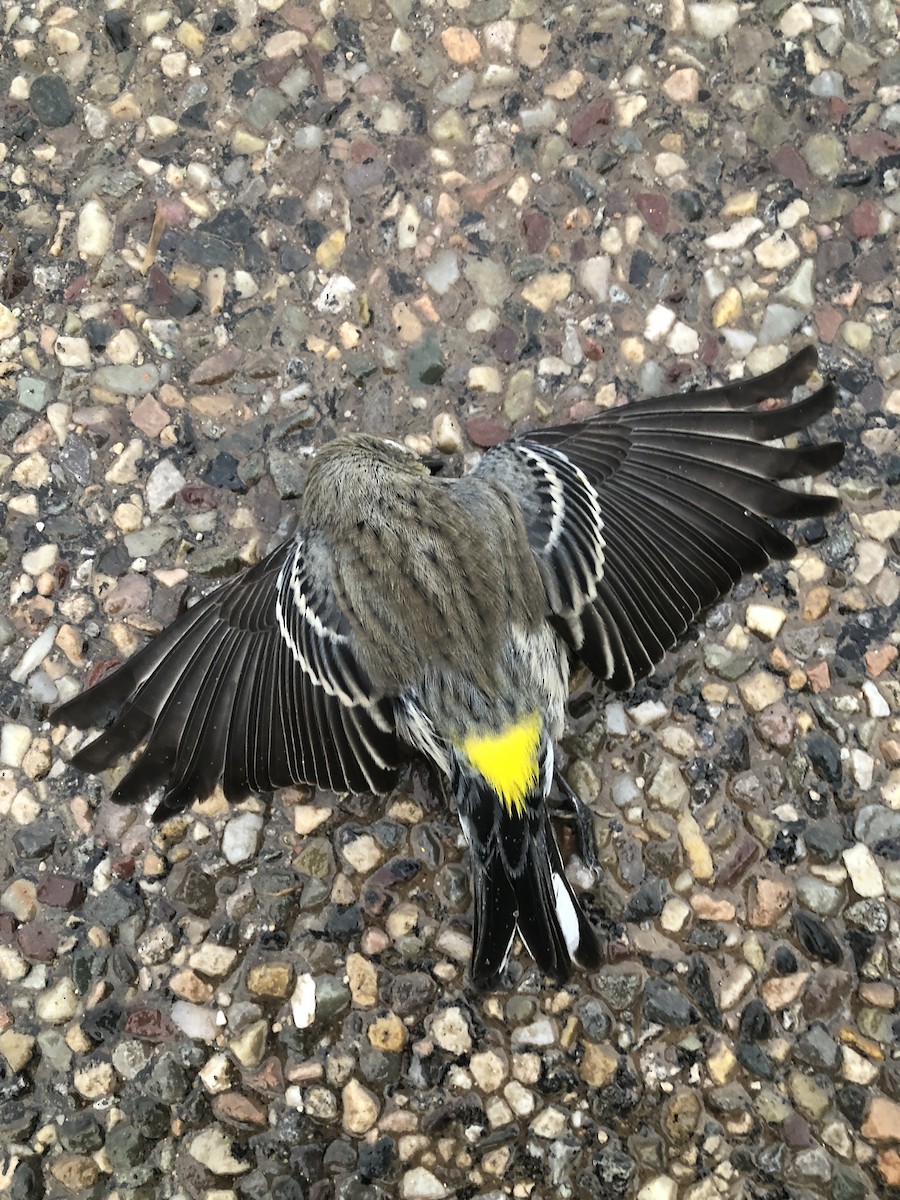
[479,348,843,692]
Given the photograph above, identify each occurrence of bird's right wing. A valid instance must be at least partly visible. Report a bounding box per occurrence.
[476,347,843,692]
[54,536,402,819]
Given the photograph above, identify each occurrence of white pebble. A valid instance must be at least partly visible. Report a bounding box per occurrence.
[21,544,58,576]
[745,603,786,639]
[222,812,264,865]
[35,978,79,1023]
[842,843,884,898]
[291,973,317,1029]
[77,199,113,260]
[627,699,669,728]
[10,625,58,684]
[146,458,187,512]
[705,217,763,249]
[644,304,675,343]
[171,1001,221,1042]
[55,336,91,368]
[689,1,739,38]
[862,680,890,718]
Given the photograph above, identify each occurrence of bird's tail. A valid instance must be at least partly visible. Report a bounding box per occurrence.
[457,773,602,989]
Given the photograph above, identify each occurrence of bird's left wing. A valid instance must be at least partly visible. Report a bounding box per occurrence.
[475,347,843,692]
[53,536,402,820]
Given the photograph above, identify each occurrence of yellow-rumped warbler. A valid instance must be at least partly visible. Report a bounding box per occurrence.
[54,347,842,988]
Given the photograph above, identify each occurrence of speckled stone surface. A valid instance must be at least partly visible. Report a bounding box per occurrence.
[1,2,899,1198]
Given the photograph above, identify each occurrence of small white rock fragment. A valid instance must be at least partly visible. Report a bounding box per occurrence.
[146,458,187,512]
[222,812,264,865]
[189,1125,252,1175]
[291,973,317,1029]
[1,724,33,768]
[745,603,787,639]
[842,843,885,898]
[862,681,890,719]
[77,199,113,260]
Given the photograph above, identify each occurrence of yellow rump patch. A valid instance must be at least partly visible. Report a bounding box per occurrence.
[461,712,542,816]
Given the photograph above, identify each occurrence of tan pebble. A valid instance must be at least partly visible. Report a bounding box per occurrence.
[544,69,583,100]
[663,67,700,103]
[722,189,758,217]
[518,22,551,68]
[748,877,792,927]
[441,26,481,64]
[862,1096,900,1143]
[803,586,830,620]
[367,1013,407,1053]
[50,1156,99,1190]
[346,952,378,1007]
[707,1041,737,1085]
[342,1078,379,1135]
[690,894,736,921]
[580,1042,618,1087]
[761,971,809,1011]
[248,964,295,999]
[170,969,214,1003]
[521,271,571,313]
[0,1029,36,1072]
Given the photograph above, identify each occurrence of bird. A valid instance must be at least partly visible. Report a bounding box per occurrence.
[53,346,843,989]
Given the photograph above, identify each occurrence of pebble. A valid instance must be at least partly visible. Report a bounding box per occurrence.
[189,1125,252,1175]
[842,844,885,899]
[401,1167,451,1199]
[33,975,78,1024]
[688,2,739,38]
[754,232,800,270]
[429,1006,472,1055]
[342,1078,380,1134]
[77,199,113,260]
[222,812,264,865]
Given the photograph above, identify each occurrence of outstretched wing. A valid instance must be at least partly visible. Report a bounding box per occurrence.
[54,536,402,819]
[477,346,843,692]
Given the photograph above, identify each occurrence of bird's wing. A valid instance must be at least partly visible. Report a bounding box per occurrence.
[476,346,843,691]
[53,536,402,819]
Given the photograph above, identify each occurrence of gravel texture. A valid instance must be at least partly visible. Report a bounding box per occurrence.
[1,2,899,1199]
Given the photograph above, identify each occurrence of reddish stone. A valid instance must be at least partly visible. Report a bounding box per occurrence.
[245,1056,285,1097]
[180,483,219,511]
[146,265,175,307]
[698,335,719,367]
[123,1007,177,1040]
[86,658,122,688]
[111,858,136,880]
[212,1092,268,1128]
[847,131,900,161]
[488,326,518,363]
[866,645,898,678]
[17,923,59,962]
[828,97,849,122]
[350,138,380,164]
[770,144,811,191]
[813,306,844,344]
[635,192,669,235]
[65,274,90,301]
[580,335,605,361]
[849,200,880,240]
[806,661,831,694]
[466,415,510,447]
[714,839,760,887]
[189,343,242,386]
[522,210,551,253]
[569,97,612,147]
[36,875,86,910]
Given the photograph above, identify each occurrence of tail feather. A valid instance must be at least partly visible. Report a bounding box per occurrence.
[461,777,602,989]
